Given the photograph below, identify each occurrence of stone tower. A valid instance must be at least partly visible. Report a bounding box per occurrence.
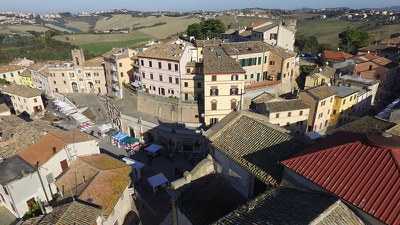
[71,49,85,66]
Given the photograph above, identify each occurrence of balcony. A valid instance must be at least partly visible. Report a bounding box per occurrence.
[111,65,117,72]
[112,76,118,82]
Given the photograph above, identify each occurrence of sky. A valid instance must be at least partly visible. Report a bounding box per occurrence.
[0,0,399,13]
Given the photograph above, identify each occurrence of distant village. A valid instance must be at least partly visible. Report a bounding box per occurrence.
[0,8,400,225]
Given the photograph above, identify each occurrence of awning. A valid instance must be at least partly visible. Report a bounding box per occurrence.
[144,144,163,153]
[98,123,113,132]
[147,173,168,188]
[122,157,145,170]
[112,131,129,140]
[106,129,118,136]
[123,137,140,145]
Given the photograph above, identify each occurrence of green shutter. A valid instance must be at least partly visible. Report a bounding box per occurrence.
[258,57,261,65]
[277,73,282,80]
[120,72,124,77]
[257,73,260,82]
[119,62,122,67]
[264,56,267,63]
[241,59,246,67]
[251,74,254,78]
[245,74,247,79]
[248,58,252,66]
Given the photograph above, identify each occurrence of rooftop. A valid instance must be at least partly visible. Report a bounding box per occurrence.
[84,57,104,67]
[19,69,31,78]
[270,45,298,59]
[282,139,400,225]
[0,103,10,113]
[1,85,41,98]
[323,50,354,61]
[220,41,272,55]
[247,20,270,29]
[372,57,399,69]
[251,92,276,104]
[263,99,310,113]
[202,47,245,74]
[0,116,59,158]
[195,39,227,47]
[358,43,400,53]
[56,154,131,218]
[0,156,35,186]
[238,30,252,39]
[253,23,278,33]
[137,43,186,61]
[330,86,359,98]
[34,200,101,225]
[27,62,47,71]
[328,116,396,135]
[18,130,97,166]
[175,174,247,225]
[302,85,337,100]
[215,187,365,225]
[0,65,24,73]
[308,66,336,79]
[102,47,130,59]
[205,111,305,186]
[340,75,380,86]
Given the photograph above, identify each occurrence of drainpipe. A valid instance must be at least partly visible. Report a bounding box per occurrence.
[36,162,50,204]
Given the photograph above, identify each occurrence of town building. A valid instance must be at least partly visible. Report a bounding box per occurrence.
[103,48,136,99]
[47,49,107,94]
[321,50,357,73]
[28,63,53,97]
[0,65,25,84]
[358,43,400,61]
[9,58,34,67]
[195,39,225,63]
[205,110,304,197]
[303,66,335,89]
[251,98,310,135]
[329,86,358,127]
[138,43,192,98]
[281,131,400,225]
[181,62,204,102]
[55,154,133,225]
[202,46,245,126]
[299,85,336,134]
[1,85,44,116]
[337,75,380,106]
[223,20,296,51]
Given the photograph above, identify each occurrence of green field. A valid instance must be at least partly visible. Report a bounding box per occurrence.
[65,21,91,32]
[0,25,50,33]
[80,38,150,55]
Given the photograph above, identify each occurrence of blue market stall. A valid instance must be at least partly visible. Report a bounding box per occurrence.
[112,132,129,147]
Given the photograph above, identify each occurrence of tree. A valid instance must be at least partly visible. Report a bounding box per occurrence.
[295,35,319,53]
[338,29,369,54]
[186,19,226,40]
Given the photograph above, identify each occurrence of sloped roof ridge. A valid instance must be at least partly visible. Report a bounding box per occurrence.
[80,155,129,171]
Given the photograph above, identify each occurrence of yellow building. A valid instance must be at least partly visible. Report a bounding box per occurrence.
[203,46,245,126]
[181,62,204,101]
[19,69,34,88]
[304,66,335,89]
[329,86,359,127]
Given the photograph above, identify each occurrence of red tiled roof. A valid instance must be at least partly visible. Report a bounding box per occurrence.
[281,141,400,225]
[162,35,179,44]
[323,50,354,61]
[247,20,269,28]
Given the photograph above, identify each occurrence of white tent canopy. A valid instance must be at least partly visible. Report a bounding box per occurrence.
[144,144,163,154]
[147,173,169,189]
[98,123,113,132]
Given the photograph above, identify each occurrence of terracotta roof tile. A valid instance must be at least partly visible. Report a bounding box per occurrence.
[302,85,337,100]
[84,57,104,67]
[323,50,354,61]
[2,85,41,98]
[138,43,186,61]
[281,139,400,225]
[203,47,245,74]
[247,20,269,28]
[0,65,24,73]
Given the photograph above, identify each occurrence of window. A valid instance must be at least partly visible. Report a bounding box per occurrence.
[230,88,238,95]
[63,81,66,84]
[149,61,152,67]
[330,97,333,103]
[170,90,175,95]
[212,75,217,81]
[168,63,172,70]
[120,72,124,77]
[3,186,8,195]
[175,78,179,84]
[321,100,326,106]
[269,61,275,65]
[184,93,188,100]
[325,120,328,127]
[286,62,289,68]
[350,96,353,101]
[55,88,59,92]
[34,98,37,103]
[187,68,191,73]
[197,93,202,101]
[241,59,246,67]
[61,73,65,77]
[2,74,5,79]
[343,99,346,104]
[258,57,262,65]
[248,58,252,66]
[333,110,337,115]
[231,101,237,110]
[210,118,218,125]
[53,81,56,84]
[251,74,254,79]
[245,75,248,79]
[140,60,144,66]
[264,56,267,63]
[270,33,277,40]
[175,64,178,71]
[159,75,163,81]
[10,73,14,77]
[276,113,279,118]
[231,74,239,80]
[210,88,219,96]
[299,111,303,116]
[211,101,217,110]
[288,112,291,117]
[169,77,172,83]
[197,82,201,88]
[369,65,373,70]
[158,62,162,69]
[118,62,122,67]
[150,73,154,80]
[142,72,146,78]
[94,73,99,76]
[184,82,188,87]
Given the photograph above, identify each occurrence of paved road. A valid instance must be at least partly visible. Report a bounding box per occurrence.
[65,93,110,125]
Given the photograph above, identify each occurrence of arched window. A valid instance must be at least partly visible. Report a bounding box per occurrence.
[230,99,237,110]
[211,100,217,111]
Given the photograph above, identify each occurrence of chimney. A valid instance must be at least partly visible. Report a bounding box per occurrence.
[52,147,57,154]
